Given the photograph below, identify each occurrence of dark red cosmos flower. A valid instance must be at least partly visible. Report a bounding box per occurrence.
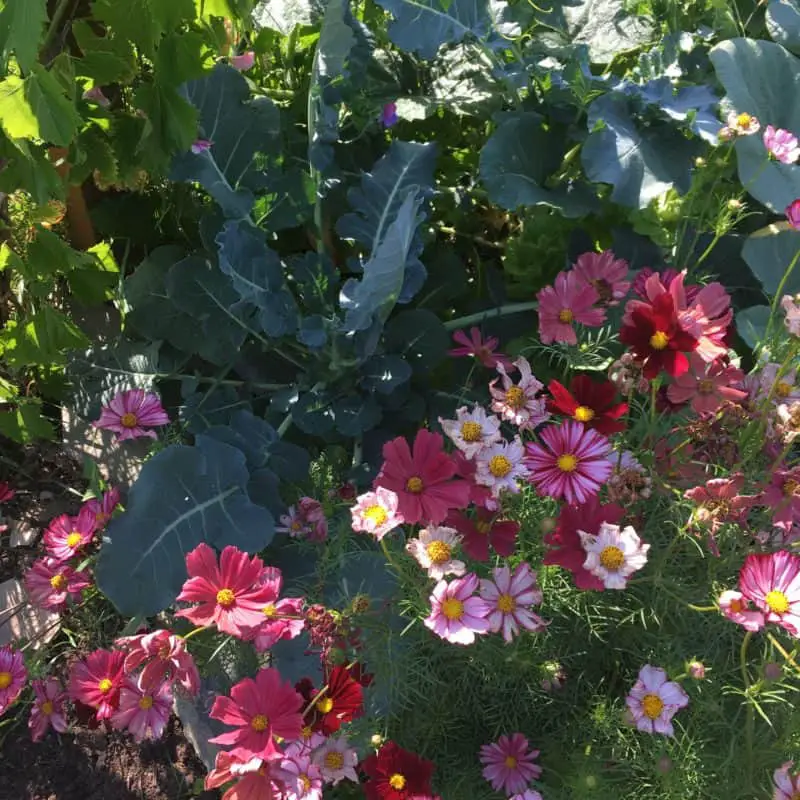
[543,497,625,590]
[445,508,518,562]
[547,375,628,435]
[362,741,435,800]
[304,665,363,735]
[619,293,697,378]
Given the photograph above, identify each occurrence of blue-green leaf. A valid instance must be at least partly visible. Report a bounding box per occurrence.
[741,224,800,297]
[767,0,800,55]
[736,305,772,349]
[96,440,274,617]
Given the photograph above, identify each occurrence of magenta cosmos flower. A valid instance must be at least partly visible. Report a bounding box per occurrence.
[445,508,518,562]
[380,101,399,128]
[479,733,542,794]
[524,420,612,505]
[111,677,172,742]
[773,761,800,799]
[490,357,549,430]
[479,563,546,643]
[718,590,764,632]
[763,125,800,164]
[24,557,91,611]
[115,629,200,696]
[29,677,67,742]
[82,486,120,530]
[94,388,169,441]
[667,354,746,414]
[762,467,800,530]
[209,666,304,761]
[573,249,631,305]
[351,487,405,541]
[242,566,305,653]
[43,506,96,562]
[67,648,125,720]
[684,473,755,532]
[175,543,276,638]
[626,665,689,736]
[424,573,491,645]
[739,551,800,637]
[205,751,281,799]
[374,429,470,524]
[449,327,512,369]
[230,51,255,71]
[0,645,26,713]
[537,269,606,345]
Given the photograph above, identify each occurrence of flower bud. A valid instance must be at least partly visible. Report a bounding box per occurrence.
[688,660,705,679]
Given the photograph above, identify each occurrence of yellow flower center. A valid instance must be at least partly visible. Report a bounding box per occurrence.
[120,412,138,428]
[98,678,113,694]
[460,421,483,442]
[488,455,513,478]
[649,331,669,350]
[729,597,745,613]
[301,724,313,740]
[364,505,388,526]
[41,700,54,715]
[216,588,236,607]
[642,693,664,720]
[558,308,574,324]
[262,603,277,617]
[599,545,625,571]
[766,590,790,615]
[497,593,516,613]
[776,381,792,398]
[389,774,406,790]
[505,386,525,410]
[300,775,311,791]
[504,755,518,769]
[49,574,67,591]
[785,479,800,498]
[0,672,11,690]
[441,598,464,620]
[698,379,715,394]
[316,697,334,714]
[325,751,345,770]
[426,540,452,564]
[475,520,491,534]
[557,453,578,472]
[139,695,154,710]
[66,532,83,549]
[406,476,424,493]
[250,714,269,731]
[736,112,752,128]
[574,405,595,422]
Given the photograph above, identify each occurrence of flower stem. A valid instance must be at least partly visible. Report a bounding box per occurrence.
[740,630,755,776]
[181,626,208,642]
[443,301,539,331]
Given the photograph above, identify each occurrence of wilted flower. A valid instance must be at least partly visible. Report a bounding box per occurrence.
[739,551,800,637]
[424,573,491,645]
[573,249,631,304]
[439,405,502,458]
[579,522,650,590]
[608,352,650,395]
[607,451,652,504]
[626,665,689,736]
[94,389,169,441]
[537,270,605,345]
[406,525,465,580]
[111,677,172,742]
[448,327,511,370]
[763,125,800,164]
[479,563,547,643]
[684,474,755,532]
[479,733,542,794]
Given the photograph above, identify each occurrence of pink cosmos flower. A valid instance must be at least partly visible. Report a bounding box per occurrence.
[82,486,120,530]
[241,566,305,653]
[474,437,528,497]
[667,354,747,414]
[82,86,110,106]
[374,429,470,524]
[579,522,650,590]
[524,421,612,505]
[739,551,800,637]
[764,125,800,164]
[67,648,125,720]
[684,474,755,532]
[424,573,491,645]
[449,327,512,370]
[439,405,502,459]
[450,449,495,508]
[479,733,542,794]
[445,508,518,562]
[773,761,800,799]
[191,138,213,154]
[489,357,549,430]
[0,645,26,713]
[29,677,67,742]
[762,467,800,530]
[278,753,323,800]
[718,590,764,632]
[277,505,310,538]
[230,51,255,71]
[786,199,800,230]
[298,497,328,542]
[537,270,606,345]
[209,667,304,761]
[111,677,172,742]
[573,249,631,305]
[175,543,276,638]
[205,751,282,799]
[115,629,200,696]
[350,487,404,540]
[43,506,97,561]
[406,525,465,580]
[718,111,760,139]
[479,563,547,643]
[782,294,800,336]
[0,482,15,503]
[24,557,91,611]
[625,665,689,736]
[94,389,170,441]
[380,101,399,128]
[510,792,544,800]
[312,736,359,785]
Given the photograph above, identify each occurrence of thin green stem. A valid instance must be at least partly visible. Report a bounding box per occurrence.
[181,626,208,643]
[740,630,754,777]
[443,301,539,331]
[767,247,800,339]
[42,0,74,57]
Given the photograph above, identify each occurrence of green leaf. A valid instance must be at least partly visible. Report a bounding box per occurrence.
[0,0,47,72]
[91,0,162,56]
[0,76,39,141]
[0,307,90,368]
[26,65,82,146]
[0,401,55,443]
[741,224,800,297]
[562,0,654,64]
[0,139,65,202]
[767,0,800,55]
[72,21,138,84]
[384,309,449,372]
[736,305,772,349]
[154,31,211,87]
[66,242,120,305]
[710,38,800,213]
[134,83,198,172]
[95,438,275,617]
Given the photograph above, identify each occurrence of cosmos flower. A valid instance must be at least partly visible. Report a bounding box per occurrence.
[579,522,650,590]
[191,138,213,154]
[351,488,405,541]
[739,551,800,637]
[305,666,363,736]
[773,760,800,800]
[43,506,97,562]
[439,405,502,459]
[406,526,465,581]
[547,374,628,435]
[479,733,542,794]
[479,563,547,642]
[625,665,689,736]
[786,200,800,231]
[111,677,172,742]
[761,467,800,530]
[474,437,528,497]
[0,645,26,713]
[28,677,67,742]
[380,101,399,128]
[489,357,549,430]
[67,648,125,721]
[572,249,631,305]
[782,294,800,336]
[242,567,306,653]
[718,590,765,632]
[115,629,200,696]
[684,474,755,532]
[82,486,120,530]
[205,751,282,800]
[24,557,91,611]
[763,125,800,164]
[718,110,760,140]
[524,421,612,505]
[93,389,170,441]
[361,741,435,800]
[537,270,605,345]
[278,752,323,800]
[445,508,518,562]
[424,573,491,645]
[312,736,359,785]
[667,355,747,414]
[448,327,512,370]
[230,51,255,71]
